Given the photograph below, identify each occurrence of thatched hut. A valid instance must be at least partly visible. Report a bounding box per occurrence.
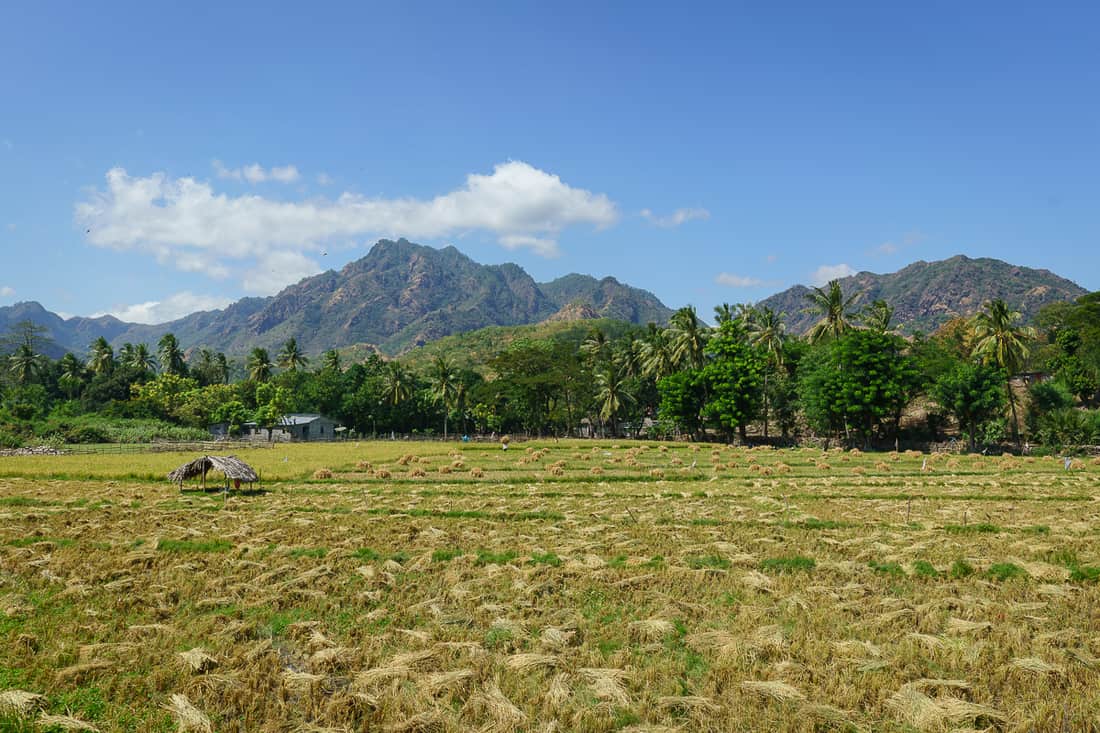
[168,455,259,492]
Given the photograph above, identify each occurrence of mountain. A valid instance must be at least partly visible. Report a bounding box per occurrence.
[0,239,672,357]
[757,255,1088,335]
[540,273,674,325]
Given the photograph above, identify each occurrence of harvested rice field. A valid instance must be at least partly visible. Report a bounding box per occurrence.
[2,441,1100,732]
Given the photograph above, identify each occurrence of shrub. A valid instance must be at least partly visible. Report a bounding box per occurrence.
[312,468,333,479]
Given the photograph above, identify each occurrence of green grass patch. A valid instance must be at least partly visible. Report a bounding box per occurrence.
[986,562,1028,581]
[5,536,74,548]
[760,556,816,573]
[1069,565,1100,582]
[912,560,940,578]
[529,552,562,567]
[431,548,464,563]
[476,550,518,566]
[156,539,232,553]
[607,554,628,569]
[949,559,975,578]
[1023,524,1050,535]
[786,517,849,530]
[686,555,731,570]
[51,686,107,720]
[869,560,905,577]
[644,555,665,568]
[354,547,381,561]
[0,496,51,507]
[944,523,1001,534]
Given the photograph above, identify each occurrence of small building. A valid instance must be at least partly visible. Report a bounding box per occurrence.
[209,414,342,442]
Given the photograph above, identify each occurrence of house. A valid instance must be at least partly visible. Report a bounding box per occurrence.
[209,413,342,442]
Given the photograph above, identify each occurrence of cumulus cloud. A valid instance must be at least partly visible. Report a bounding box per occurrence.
[810,264,856,286]
[213,160,300,184]
[92,291,233,324]
[641,207,710,228]
[715,272,764,288]
[0,285,14,297]
[316,172,334,186]
[76,161,618,293]
[871,230,924,256]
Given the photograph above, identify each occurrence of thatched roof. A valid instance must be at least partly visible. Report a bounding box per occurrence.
[168,455,259,484]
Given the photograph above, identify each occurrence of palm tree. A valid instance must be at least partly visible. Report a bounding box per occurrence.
[713,303,736,325]
[277,338,309,371]
[861,299,896,334]
[580,328,610,366]
[118,342,135,367]
[321,349,342,373]
[382,361,413,407]
[57,353,86,398]
[158,333,186,375]
[88,337,114,376]
[745,306,786,438]
[669,305,709,370]
[428,356,458,439]
[971,299,1036,446]
[595,364,636,437]
[614,336,643,379]
[247,348,274,382]
[8,344,39,385]
[214,352,230,384]
[640,324,675,380]
[130,343,157,373]
[804,280,860,344]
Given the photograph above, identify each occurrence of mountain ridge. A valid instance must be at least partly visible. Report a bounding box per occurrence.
[0,239,674,357]
[756,254,1088,335]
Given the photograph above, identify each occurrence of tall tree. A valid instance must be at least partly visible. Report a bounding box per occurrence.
[382,361,412,407]
[745,306,786,438]
[129,343,157,374]
[669,305,710,371]
[713,303,736,325]
[214,352,230,385]
[804,280,859,344]
[158,333,186,376]
[640,323,676,380]
[580,328,611,366]
[57,353,86,398]
[971,299,1036,446]
[321,349,342,373]
[277,338,309,371]
[247,348,274,383]
[932,363,1006,452]
[701,319,764,442]
[861,299,896,334]
[88,337,115,376]
[594,363,635,437]
[8,344,39,385]
[429,356,458,439]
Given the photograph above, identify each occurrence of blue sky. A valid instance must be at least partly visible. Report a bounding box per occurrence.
[1,2,1097,324]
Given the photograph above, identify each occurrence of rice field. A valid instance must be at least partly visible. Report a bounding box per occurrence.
[2,441,1099,732]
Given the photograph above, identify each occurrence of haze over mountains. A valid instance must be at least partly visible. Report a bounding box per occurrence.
[0,243,1090,359]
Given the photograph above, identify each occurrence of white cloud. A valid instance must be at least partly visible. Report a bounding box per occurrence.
[0,285,14,297]
[874,241,898,255]
[316,172,334,186]
[499,234,561,258]
[810,264,856,286]
[870,231,924,256]
[213,160,300,184]
[641,207,710,228]
[76,160,617,292]
[715,272,763,288]
[92,291,233,324]
[243,250,323,295]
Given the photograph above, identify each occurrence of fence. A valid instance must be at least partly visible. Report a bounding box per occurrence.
[58,440,278,455]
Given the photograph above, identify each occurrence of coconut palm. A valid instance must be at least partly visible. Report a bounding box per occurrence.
[88,337,114,376]
[595,364,636,436]
[320,349,341,373]
[118,343,135,366]
[214,352,230,384]
[57,353,86,397]
[247,348,274,382]
[745,306,786,438]
[971,299,1036,446]
[804,280,860,344]
[713,302,736,325]
[382,361,413,407]
[429,356,458,439]
[861,299,896,334]
[614,336,643,379]
[580,328,611,366]
[8,344,39,385]
[158,333,186,376]
[669,305,709,370]
[129,343,157,373]
[640,324,675,380]
[277,338,309,371]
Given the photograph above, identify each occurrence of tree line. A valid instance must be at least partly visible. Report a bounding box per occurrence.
[2,283,1099,450]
